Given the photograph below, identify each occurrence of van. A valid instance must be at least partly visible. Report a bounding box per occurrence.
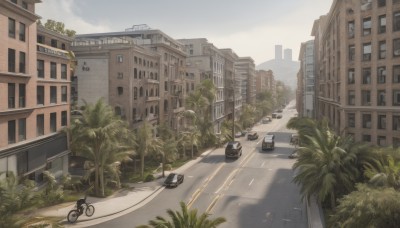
[225,141,242,159]
[262,134,275,150]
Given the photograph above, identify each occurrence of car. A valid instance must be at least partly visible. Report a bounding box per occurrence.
[164,173,184,188]
[262,117,271,124]
[272,113,278,118]
[277,114,283,119]
[290,133,299,145]
[288,150,299,159]
[277,109,283,113]
[262,134,275,150]
[247,131,259,140]
[225,141,242,159]
[235,132,243,138]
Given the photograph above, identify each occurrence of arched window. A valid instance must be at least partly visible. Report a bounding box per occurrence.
[145,108,148,116]
[150,72,153,79]
[156,88,159,96]
[150,88,154,96]
[164,100,168,112]
[139,71,141,79]
[155,73,158,80]
[134,87,137,100]
[150,106,154,113]
[115,106,122,116]
[134,68,137,79]
[146,89,148,97]
[134,56,137,64]
[143,71,146,78]
[139,87,143,97]
[155,105,159,114]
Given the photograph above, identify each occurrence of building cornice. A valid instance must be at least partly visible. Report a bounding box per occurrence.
[1,0,41,22]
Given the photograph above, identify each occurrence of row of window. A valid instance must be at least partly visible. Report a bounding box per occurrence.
[117,86,159,99]
[348,39,400,61]
[132,69,158,80]
[347,89,400,106]
[8,17,25,41]
[10,0,28,9]
[348,65,400,84]
[134,56,158,68]
[37,60,67,79]
[131,105,159,121]
[347,112,400,131]
[349,11,400,39]
[37,35,67,50]
[7,111,67,144]
[8,48,25,73]
[362,0,400,10]
[37,85,68,106]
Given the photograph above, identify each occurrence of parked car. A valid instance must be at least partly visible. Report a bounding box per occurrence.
[262,134,275,150]
[247,131,259,140]
[235,132,243,138]
[277,114,283,119]
[262,117,271,124]
[164,173,184,188]
[272,113,278,118]
[277,109,283,113]
[225,141,242,159]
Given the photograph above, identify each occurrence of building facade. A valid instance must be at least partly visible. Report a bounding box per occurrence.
[0,0,70,182]
[235,57,257,105]
[298,40,315,118]
[313,0,400,146]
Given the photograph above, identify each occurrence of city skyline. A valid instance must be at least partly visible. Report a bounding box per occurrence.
[36,0,333,65]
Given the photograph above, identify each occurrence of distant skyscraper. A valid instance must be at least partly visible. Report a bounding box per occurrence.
[275,45,282,60]
[284,48,292,61]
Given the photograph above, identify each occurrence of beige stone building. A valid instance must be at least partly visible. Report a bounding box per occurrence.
[0,0,70,182]
[72,26,186,132]
[255,70,276,97]
[313,0,400,146]
[235,57,257,105]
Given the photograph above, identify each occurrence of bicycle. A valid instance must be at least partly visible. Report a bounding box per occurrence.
[67,196,95,223]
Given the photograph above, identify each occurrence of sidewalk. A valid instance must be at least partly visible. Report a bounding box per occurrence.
[33,149,214,227]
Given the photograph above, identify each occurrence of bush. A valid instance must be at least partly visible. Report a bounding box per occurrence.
[144,174,155,182]
[164,164,172,171]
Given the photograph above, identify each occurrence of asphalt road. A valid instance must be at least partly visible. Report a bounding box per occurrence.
[91,103,306,228]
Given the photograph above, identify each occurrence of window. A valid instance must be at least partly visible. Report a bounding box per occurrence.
[378,66,386,83]
[61,43,66,50]
[379,41,386,59]
[37,60,44,78]
[362,135,371,142]
[348,113,355,128]
[117,87,123,95]
[393,90,400,106]
[361,0,372,10]
[378,136,386,146]
[139,87,143,97]
[394,65,400,83]
[378,90,386,106]
[9,18,15,38]
[18,118,26,141]
[37,114,44,136]
[22,1,28,9]
[165,81,168,91]
[61,86,67,102]
[61,64,67,79]
[349,45,355,61]
[393,115,400,131]
[348,90,355,105]
[348,69,355,84]
[37,35,45,44]
[378,15,386,34]
[395,0,400,4]
[11,0,17,4]
[134,87,137,100]
[50,112,56,133]
[362,68,371,84]
[378,114,386,129]
[348,21,355,38]
[363,18,371,36]
[362,113,372,129]
[117,55,123,63]
[8,120,16,144]
[134,68,137,78]
[8,83,15,109]
[37,86,44,105]
[362,90,371,106]
[19,22,25,41]
[19,51,25,73]
[378,0,386,7]
[61,111,67,127]
[19,84,25,108]
[50,86,57,104]
[363,43,371,61]
[51,39,57,48]
[117,72,123,79]
[50,62,57,79]
[8,48,15,72]
[394,11,400,32]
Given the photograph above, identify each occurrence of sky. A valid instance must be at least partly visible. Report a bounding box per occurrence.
[36,0,333,65]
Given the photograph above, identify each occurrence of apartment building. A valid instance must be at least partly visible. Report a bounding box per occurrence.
[71,37,161,131]
[235,57,257,105]
[73,25,186,132]
[313,0,400,146]
[298,40,315,118]
[255,69,276,96]
[179,38,226,133]
[0,0,70,182]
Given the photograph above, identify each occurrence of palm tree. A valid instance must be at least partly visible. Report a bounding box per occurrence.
[186,90,208,115]
[292,125,356,209]
[137,202,226,228]
[71,99,134,196]
[181,126,201,159]
[365,153,400,190]
[159,138,178,177]
[136,120,162,178]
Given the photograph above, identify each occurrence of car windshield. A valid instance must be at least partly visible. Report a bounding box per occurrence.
[166,174,175,182]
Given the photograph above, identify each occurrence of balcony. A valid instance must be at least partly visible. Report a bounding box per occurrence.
[145,78,160,84]
[173,107,185,113]
[146,96,160,102]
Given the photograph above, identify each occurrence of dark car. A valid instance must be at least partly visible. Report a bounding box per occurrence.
[277,109,283,113]
[277,114,283,119]
[262,134,275,150]
[225,141,242,159]
[247,131,259,140]
[164,173,184,188]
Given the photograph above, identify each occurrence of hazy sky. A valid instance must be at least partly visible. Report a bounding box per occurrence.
[36,0,332,65]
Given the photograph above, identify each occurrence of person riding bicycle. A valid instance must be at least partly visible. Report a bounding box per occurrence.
[76,196,86,214]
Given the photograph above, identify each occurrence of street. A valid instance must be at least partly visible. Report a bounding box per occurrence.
[90,104,305,228]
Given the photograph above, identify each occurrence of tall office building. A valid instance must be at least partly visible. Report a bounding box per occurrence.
[284,48,293,61]
[275,45,282,60]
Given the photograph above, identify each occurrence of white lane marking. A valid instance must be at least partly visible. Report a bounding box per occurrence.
[249,178,254,186]
[261,161,265,167]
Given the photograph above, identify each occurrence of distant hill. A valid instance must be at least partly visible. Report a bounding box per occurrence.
[256,59,300,89]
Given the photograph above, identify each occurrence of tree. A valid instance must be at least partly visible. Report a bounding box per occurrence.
[292,123,356,209]
[329,184,400,228]
[181,127,201,159]
[137,202,226,228]
[71,99,134,196]
[136,120,162,178]
[41,19,76,37]
[365,154,400,190]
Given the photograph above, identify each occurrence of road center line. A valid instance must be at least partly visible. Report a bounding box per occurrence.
[249,178,254,186]
[261,161,265,167]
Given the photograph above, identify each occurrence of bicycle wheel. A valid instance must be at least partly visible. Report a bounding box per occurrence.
[67,210,79,223]
[85,204,95,217]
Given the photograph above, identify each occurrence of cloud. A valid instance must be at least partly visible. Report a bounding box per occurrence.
[36,0,111,33]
